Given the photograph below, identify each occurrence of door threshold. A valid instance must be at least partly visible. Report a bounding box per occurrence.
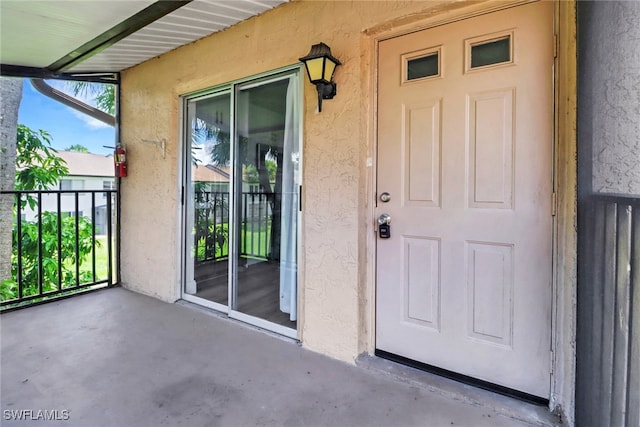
[375,349,548,406]
[356,352,559,427]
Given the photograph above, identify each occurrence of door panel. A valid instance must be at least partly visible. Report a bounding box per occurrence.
[465,241,513,347]
[376,1,553,397]
[404,236,441,329]
[404,99,441,207]
[467,89,514,209]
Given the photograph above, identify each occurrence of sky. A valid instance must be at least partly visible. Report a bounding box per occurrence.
[17,79,115,156]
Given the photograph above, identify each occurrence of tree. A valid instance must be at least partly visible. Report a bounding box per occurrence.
[0,78,111,302]
[68,82,115,115]
[0,124,100,302]
[15,125,68,193]
[0,77,23,285]
[207,126,285,261]
[65,144,89,153]
[2,212,96,300]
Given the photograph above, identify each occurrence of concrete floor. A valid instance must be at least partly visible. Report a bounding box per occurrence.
[1,288,560,427]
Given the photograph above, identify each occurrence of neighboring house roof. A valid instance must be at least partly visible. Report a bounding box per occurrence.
[57,151,114,178]
[193,164,230,183]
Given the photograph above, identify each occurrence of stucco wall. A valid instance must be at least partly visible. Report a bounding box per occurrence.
[119,0,482,362]
[119,0,576,365]
[584,1,640,196]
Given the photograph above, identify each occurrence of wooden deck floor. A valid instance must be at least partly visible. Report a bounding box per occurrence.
[193,259,296,328]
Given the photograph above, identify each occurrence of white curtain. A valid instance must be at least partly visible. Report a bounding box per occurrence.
[279,77,299,321]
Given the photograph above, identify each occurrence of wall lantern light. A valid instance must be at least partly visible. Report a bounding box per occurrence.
[299,42,341,112]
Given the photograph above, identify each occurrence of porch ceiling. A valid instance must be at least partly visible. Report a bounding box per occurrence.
[0,0,288,80]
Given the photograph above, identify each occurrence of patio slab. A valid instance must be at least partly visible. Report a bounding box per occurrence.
[1,287,559,426]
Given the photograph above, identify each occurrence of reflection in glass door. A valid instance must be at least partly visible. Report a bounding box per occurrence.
[184,92,231,307]
[234,76,299,330]
[183,70,300,335]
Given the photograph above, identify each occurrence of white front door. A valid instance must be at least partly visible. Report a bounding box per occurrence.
[375,1,554,397]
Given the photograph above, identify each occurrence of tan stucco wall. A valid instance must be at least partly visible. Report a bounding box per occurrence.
[119,8,577,420]
[119,0,496,361]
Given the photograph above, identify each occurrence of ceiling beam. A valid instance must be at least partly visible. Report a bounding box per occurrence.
[47,1,192,73]
[0,64,118,83]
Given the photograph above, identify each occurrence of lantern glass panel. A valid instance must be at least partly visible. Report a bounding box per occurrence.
[323,60,337,82]
[305,57,325,82]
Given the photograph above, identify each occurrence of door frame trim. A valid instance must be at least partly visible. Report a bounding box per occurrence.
[364,0,577,418]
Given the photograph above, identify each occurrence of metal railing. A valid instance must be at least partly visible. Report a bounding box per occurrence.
[240,191,273,260]
[0,189,118,311]
[577,194,640,426]
[194,190,229,262]
[194,190,273,263]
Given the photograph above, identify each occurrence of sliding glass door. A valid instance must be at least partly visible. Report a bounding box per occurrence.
[183,70,300,336]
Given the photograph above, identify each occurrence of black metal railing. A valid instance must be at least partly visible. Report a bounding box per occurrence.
[577,194,640,426]
[194,190,272,263]
[240,191,273,260]
[0,189,118,311]
[194,189,228,262]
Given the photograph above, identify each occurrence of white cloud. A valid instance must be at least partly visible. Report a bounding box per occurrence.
[192,141,212,165]
[41,80,111,129]
[48,80,96,105]
[70,108,111,129]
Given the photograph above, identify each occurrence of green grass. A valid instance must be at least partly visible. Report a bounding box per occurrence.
[64,236,116,283]
[240,228,271,258]
[1,236,115,307]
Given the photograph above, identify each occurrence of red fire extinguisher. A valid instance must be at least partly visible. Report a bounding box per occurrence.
[114,144,128,178]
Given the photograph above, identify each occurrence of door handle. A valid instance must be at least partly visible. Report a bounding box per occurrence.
[378,214,391,225]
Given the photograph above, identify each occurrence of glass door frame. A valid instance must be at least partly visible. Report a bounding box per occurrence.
[179,65,303,339]
[181,87,232,316]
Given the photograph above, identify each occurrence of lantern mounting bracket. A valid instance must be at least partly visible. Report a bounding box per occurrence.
[315,82,336,112]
